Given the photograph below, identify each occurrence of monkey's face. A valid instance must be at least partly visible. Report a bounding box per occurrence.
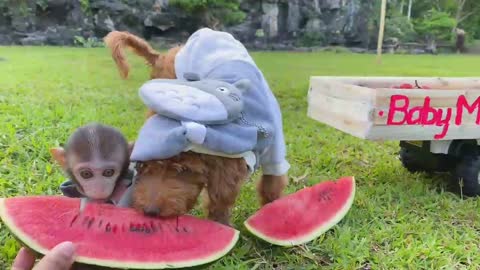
[50,123,132,201]
[69,157,124,200]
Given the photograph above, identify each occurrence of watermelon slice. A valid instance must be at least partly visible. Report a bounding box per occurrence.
[244,176,355,247]
[0,196,239,269]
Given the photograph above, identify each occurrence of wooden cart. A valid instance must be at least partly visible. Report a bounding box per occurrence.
[307,76,480,196]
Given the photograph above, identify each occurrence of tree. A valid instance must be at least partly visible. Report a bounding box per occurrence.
[413,9,456,42]
[169,0,245,30]
[407,0,413,20]
[376,0,387,64]
[454,0,480,28]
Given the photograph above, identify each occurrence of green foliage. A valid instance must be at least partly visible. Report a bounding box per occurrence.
[73,36,104,48]
[413,9,456,41]
[296,32,325,47]
[36,0,48,11]
[385,14,417,42]
[169,0,245,27]
[79,0,90,13]
[391,0,480,41]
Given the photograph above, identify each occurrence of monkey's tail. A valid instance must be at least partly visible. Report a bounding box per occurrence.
[103,31,160,79]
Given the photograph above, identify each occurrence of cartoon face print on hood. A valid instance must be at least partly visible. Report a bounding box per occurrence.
[139,72,251,125]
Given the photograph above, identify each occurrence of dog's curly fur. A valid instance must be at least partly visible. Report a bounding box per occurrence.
[104,31,288,225]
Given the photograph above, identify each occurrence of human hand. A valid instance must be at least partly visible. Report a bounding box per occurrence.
[12,241,77,270]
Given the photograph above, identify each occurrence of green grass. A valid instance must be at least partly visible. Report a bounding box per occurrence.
[2,46,480,269]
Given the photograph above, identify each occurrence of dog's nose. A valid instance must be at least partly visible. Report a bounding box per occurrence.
[143,206,160,217]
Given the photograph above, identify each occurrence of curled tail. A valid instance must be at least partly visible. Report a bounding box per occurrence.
[103,31,161,79]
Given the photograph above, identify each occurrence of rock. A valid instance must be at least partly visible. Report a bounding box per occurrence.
[144,11,176,31]
[227,21,257,42]
[293,47,312,52]
[46,0,70,7]
[67,0,88,26]
[10,3,36,32]
[411,49,426,54]
[20,33,48,46]
[287,0,302,35]
[349,47,368,54]
[0,32,14,45]
[261,1,279,39]
[300,0,322,19]
[271,43,294,51]
[93,11,116,36]
[321,0,343,9]
[16,26,80,46]
[0,0,377,50]
[45,26,80,45]
[305,18,325,34]
[342,0,371,47]
[90,0,156,36]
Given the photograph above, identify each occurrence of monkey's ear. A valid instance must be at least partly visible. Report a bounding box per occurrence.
[128,142,135,156]
[49,147,67,169]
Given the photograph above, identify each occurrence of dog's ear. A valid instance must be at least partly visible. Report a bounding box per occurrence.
[176,154,209,176]
[128,141,135,156]
[103,31,161,79]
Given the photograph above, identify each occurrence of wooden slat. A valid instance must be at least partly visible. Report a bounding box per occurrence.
[307,104,371,140]
[309,78,376,102]
[308,89,373,122]
[366,124,480,141]
[310,76,480,90]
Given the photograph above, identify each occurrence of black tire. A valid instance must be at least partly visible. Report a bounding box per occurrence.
[399,146,456,173]
[453,155,480,197]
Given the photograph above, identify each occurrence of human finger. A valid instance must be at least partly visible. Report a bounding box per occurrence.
[33,242,76,270]
[11,247,36,270]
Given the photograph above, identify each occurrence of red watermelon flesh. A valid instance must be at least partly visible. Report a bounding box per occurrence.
[0,196,239,269]
[244,176,355,246]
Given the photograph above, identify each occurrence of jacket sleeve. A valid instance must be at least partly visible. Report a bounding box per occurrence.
[130,115,189,161]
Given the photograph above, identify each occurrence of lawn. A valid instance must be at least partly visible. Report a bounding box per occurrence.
[2,46,480,269]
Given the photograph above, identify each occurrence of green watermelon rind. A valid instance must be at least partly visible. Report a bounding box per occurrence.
[0,197,240,269]
[244,176,355,247]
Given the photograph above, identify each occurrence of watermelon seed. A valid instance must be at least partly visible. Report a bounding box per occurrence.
[98,220,103,228]
[106,223,112,233]
[143,223,151,234]
[129,223,137,232]
[82,216,90,226]
[87,218,94,229]
[183,227,188,233]
[318,189,333,202]
[175,216,180,232]
[150,221,157,232]
[70,214,79,227]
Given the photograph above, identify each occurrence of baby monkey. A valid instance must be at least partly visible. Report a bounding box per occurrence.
[50,123,133,210]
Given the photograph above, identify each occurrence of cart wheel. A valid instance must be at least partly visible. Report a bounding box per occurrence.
[453,155,480,197]
[399,146,455,173]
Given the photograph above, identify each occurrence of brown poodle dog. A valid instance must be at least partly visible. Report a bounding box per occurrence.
[103,31,288,226]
